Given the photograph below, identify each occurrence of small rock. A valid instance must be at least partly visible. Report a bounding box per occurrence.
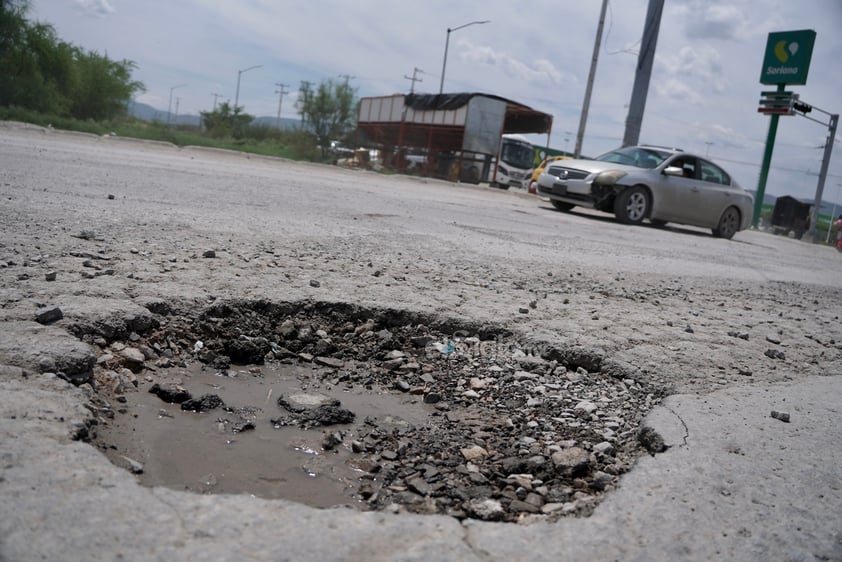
[119,455,144,474]
[764,349,786,360]
[202,249,216,258]
[509,499,541,513]
[518,307,529,314]
[638,426,667,454]
[770,410,790,423]
[148,383,192,404]
[35,306,63,324]
[574,400,598,415]
[765,335,781,345]
[181,394,225,412]
[460,445,489,461]
[590,471,613,491]
[551,447,590,476]
[44,271,57,282]
[467,498,506,521]
[107,194,115,200]
[309,280,321,288]
[423,392,442,404]
[593,441,616,457]
[406,476,431,496]
[314,356,344,369]
[322,431,343,450]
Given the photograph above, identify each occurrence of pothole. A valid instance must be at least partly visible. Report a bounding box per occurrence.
[87,300,667,523]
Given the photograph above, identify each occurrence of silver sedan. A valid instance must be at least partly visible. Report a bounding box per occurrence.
[536,145,754,239]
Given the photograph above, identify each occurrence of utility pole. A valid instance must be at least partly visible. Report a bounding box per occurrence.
[211,93,222,111]
[574,0,608,158]
[274,83,289,130]
[174,97,181,124]
[622,0,664,147]
[404,67,424,94]
[806,109,839,242]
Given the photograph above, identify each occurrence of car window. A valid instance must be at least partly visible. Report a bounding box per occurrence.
[669,156,697,179]
[596,147,671,169]
[699,160,731,185]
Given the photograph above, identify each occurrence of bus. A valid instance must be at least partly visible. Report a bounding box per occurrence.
[459,134,535,189]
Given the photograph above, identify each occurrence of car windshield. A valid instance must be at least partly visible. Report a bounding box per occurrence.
[595,147,672,169]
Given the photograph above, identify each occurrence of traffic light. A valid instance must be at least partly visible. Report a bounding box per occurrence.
[757,91,796,115]
[793,100,812,114]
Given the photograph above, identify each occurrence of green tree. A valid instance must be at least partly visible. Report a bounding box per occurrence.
[199,101,254,139]
[295,78,357,157]
[0,1,144,120]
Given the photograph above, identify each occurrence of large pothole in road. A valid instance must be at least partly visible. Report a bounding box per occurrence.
[89,300,666,523]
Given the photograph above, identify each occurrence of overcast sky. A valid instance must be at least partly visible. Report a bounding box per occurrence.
[30,0,842,204]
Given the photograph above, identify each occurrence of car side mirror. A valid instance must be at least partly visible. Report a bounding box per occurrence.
[664,166,683,177]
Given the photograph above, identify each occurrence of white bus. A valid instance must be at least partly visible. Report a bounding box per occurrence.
[460,134,535,189]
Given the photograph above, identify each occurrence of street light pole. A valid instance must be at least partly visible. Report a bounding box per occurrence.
[438,20,489,95]
[167,84,187,125]
[234,65,262,111]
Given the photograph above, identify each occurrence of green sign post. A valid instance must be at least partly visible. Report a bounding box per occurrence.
[753,30,816,227]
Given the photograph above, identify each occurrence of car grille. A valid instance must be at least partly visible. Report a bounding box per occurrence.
[546,166,589,180]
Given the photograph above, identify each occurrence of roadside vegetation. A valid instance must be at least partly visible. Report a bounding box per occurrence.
[0,0,357,162]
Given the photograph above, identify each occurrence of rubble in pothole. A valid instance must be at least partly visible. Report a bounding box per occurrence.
[87,300,667,523]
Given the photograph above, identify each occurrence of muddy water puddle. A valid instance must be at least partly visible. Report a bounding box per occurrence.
[97,362,434,508]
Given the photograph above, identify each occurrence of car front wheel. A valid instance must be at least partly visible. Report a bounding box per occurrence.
[614,186,650,224]
[712,206,741,239]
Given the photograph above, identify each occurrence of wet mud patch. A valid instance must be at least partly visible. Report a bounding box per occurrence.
[90,299,667,522]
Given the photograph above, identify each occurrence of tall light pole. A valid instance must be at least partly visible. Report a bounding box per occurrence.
[234,65,262,111]
[167,83,187,125]
[439,20,489,94]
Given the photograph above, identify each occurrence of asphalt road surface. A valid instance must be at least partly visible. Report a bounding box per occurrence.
[1,122,841,561]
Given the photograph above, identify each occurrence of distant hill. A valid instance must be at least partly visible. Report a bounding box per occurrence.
[127,101,299,130]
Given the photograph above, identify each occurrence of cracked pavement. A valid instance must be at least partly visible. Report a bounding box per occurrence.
[1,123,841,561]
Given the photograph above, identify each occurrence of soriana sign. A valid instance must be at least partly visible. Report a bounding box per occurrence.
[760,29,816,86]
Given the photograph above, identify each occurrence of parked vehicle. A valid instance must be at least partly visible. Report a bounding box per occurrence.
[536,145,754,239]
[529,154,570,194]
[460,134,535,189]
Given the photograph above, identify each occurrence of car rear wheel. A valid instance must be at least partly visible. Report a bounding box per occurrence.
[614,186,650,224]
[712,206,741,239]
[551,200,575,212]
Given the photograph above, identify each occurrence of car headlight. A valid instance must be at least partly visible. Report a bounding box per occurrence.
[595,170,626,185]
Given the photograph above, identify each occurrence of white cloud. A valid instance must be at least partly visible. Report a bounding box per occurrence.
[673,0,746,41]
[74,0,115,17]
[458,40,567,85]
[655,45,727,102]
